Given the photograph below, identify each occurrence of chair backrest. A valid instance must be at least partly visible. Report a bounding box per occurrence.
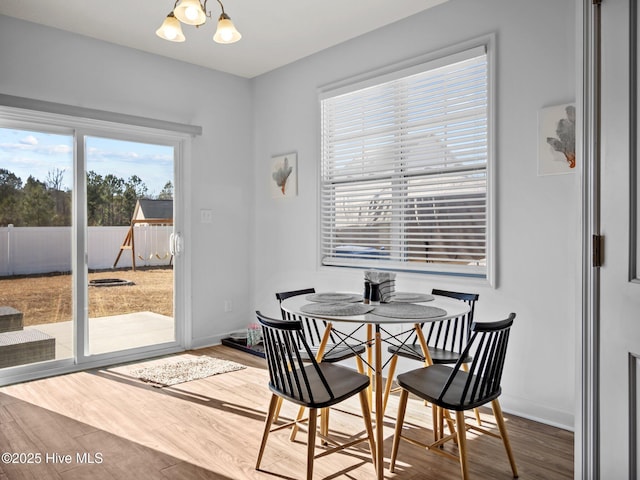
[275,288,333,346]
[275,288,316,304]
[426,289,480,353]
[256,310,333,405]
[439,313,515,407]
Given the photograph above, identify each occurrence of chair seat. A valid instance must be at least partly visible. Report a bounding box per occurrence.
[396,364,501,411]
[387,344,472,364]
[270,362,370,409]
[300,343,367,363]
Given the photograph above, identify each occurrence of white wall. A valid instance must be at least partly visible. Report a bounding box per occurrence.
[0,15,255,347]
[251,0,577,429]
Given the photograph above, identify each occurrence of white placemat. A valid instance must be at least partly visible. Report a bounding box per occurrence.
[389,292,434,303]
[300,302,374,316]
[372,303,446,319]
[306,292,363,303]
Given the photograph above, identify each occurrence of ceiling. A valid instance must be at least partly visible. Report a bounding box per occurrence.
[0,0,448,78]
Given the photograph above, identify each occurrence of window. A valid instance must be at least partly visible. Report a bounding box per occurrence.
[320,45,492,279]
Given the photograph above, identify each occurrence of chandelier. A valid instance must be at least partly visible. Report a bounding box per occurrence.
[156,0,241,45]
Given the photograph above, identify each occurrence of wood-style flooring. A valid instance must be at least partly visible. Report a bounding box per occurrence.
[0,345,573,479]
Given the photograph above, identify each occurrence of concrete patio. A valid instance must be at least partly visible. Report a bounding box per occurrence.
[32,311,175,358]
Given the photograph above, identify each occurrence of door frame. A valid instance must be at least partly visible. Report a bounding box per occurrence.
[579,0,600,478]
[74,127,188,363]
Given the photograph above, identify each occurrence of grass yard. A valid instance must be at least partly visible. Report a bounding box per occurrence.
[0,267,173,327]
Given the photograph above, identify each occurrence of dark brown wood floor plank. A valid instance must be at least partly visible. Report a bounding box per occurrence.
[0,419,62,479]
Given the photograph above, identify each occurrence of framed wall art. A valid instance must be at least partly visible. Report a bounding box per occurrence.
[270,152,297,198]
[538,103,576,176]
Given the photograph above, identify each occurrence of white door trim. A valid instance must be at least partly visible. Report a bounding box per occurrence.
[578,0,601,478]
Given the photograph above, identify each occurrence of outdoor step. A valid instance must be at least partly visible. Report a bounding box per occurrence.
[0,306,23,333]
[0,329,55,368]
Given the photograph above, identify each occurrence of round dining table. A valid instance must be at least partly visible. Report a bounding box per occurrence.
[280,292,471,479]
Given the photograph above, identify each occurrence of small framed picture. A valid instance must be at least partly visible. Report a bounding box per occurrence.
[271,152,297,197]
[538,103,576,175]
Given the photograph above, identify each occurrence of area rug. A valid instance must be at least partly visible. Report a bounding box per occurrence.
[129,356,246,387]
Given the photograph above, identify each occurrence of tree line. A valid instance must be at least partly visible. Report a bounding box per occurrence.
[0,168,172,227]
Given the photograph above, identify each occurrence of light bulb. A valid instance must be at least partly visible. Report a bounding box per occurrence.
[164,27,178,40]
[185,5,200,21]
[219,28,233,42]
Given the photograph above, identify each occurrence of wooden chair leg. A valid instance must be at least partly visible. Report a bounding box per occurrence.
[455,410,469,480]
[358,389,377,471]
[491,399,519,478]
[442,407,457,441]
[382,355,398,413]
[321,407,330,439]
[256,394,279,470]
[355,354,365,374]
[354,355,369,412]
[390,389,409,473]
[433,404,444,442]
[432,403,439,441]
[306,408,318,480]
[290,405,306,441]
[273,396,283,423]
[473,407,483,426]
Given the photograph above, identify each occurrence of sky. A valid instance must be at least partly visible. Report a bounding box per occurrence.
[0,128,174,196]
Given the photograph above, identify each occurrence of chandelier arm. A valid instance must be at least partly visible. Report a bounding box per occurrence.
[201,0,212,19]
[216,0,226,15]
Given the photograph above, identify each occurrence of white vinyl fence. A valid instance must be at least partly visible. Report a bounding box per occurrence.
[0,225,173,276]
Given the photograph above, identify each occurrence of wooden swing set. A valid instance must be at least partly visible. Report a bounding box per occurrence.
[113,199,173,271]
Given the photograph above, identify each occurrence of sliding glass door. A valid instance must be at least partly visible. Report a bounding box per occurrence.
[0,116,186,383]
[85,135,176,355]
[0,126,74,368]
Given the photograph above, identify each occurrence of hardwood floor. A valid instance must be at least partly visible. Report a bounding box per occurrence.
[0,345,573,479]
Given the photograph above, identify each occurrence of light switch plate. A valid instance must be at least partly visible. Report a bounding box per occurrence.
[200,209,212,223]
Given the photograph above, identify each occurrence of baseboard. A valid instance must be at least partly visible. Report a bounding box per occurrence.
[189,334,225,350]
[499,393,574,431]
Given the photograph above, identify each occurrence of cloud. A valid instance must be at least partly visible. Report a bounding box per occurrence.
[20,135,38,146]
[87,148,171,164]
[0,142,72,155]
[51,145,72,154]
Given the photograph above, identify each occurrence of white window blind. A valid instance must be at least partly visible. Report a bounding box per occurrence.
[320,47,489,277]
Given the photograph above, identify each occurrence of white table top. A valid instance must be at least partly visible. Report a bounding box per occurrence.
[281,292,470,324]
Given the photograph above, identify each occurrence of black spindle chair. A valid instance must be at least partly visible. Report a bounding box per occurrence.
[255,311,376,480]
[383,289,481,431]
[389,313,518,480]
[275,289,367,439]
